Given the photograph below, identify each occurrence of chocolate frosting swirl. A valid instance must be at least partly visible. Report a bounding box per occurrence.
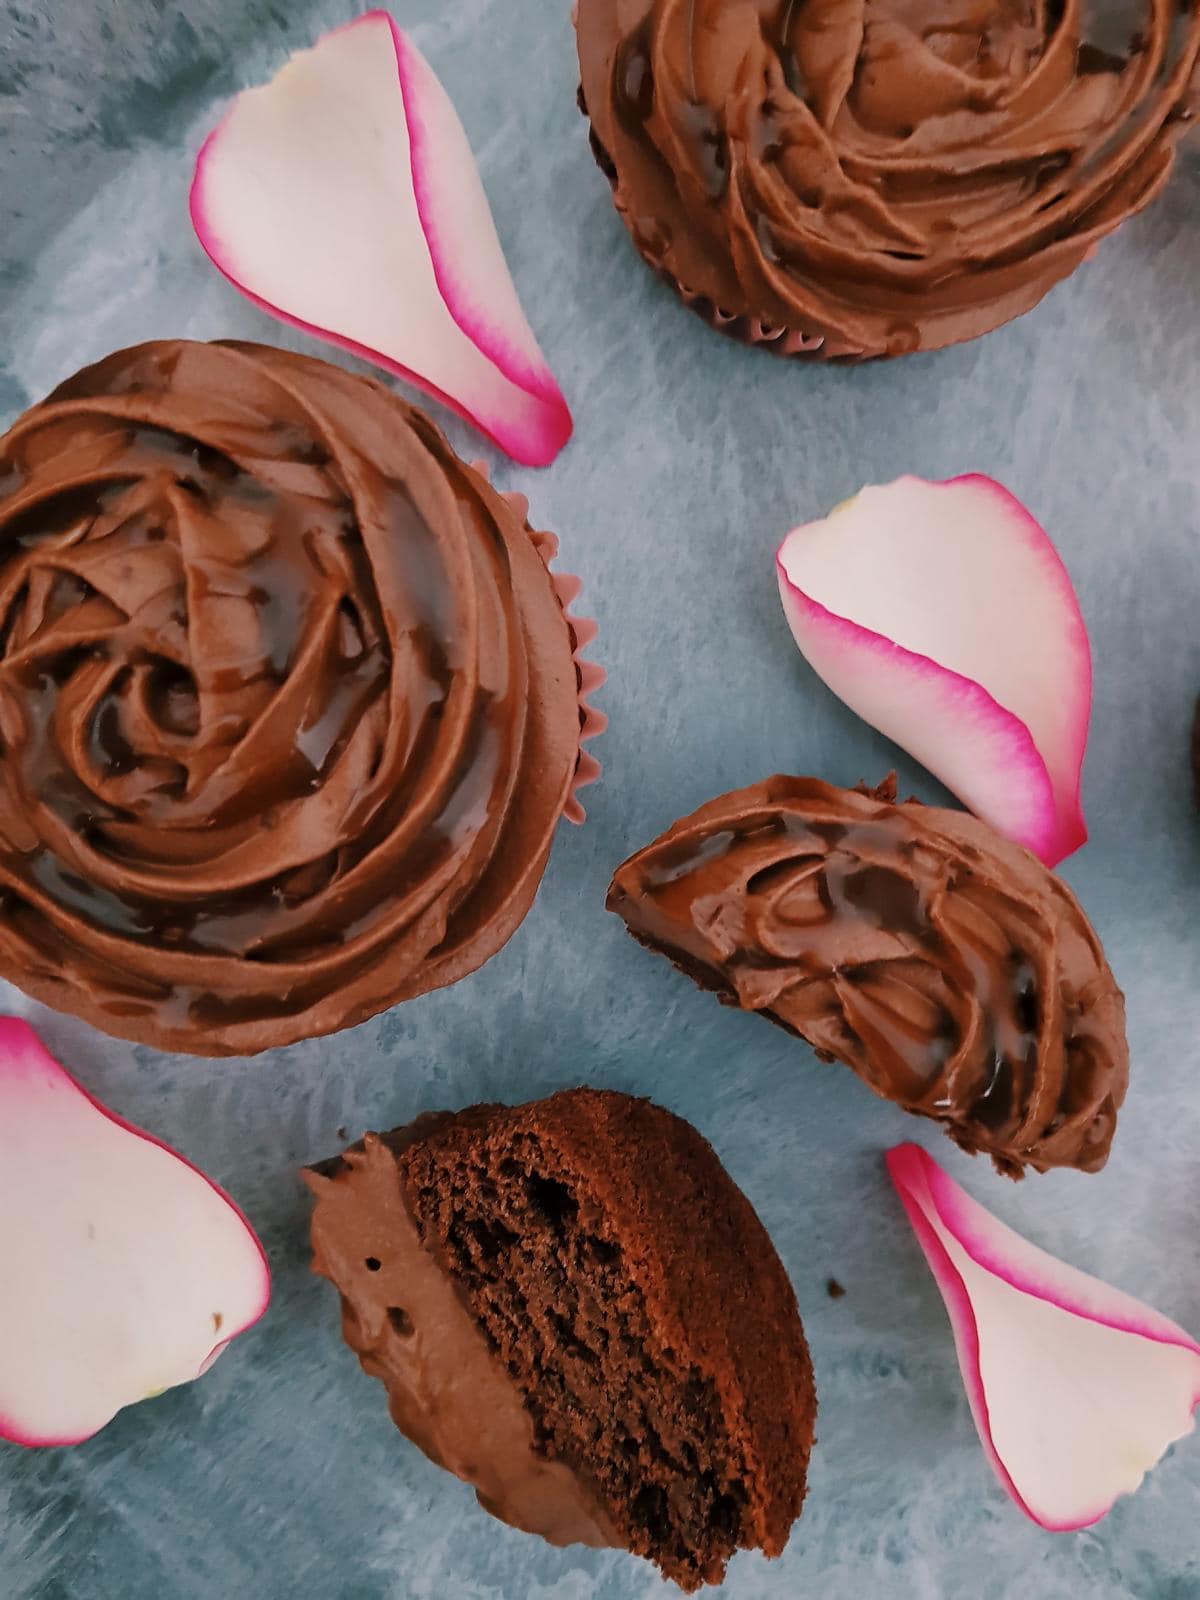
[608,777,1128,1175]
[578,0,1200,357]
[0,341,581,1056]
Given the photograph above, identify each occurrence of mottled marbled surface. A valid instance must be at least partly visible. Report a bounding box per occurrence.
[1,2,1198,1596]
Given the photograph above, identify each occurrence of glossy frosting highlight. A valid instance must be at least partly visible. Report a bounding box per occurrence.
[608,777,1128,1174]
[0,341,582,1055]
[577,0,1200,356]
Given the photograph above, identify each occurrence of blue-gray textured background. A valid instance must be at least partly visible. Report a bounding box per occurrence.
[1,2,1198,1596]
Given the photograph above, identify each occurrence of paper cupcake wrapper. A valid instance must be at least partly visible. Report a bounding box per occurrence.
[652,266,830,358]
[471,461,606,824]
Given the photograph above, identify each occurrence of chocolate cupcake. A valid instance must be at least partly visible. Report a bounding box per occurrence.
[304,1088,816,1591]
[0,341,602,1055]
[576,0,1200,358]
[608,777,1128,1176]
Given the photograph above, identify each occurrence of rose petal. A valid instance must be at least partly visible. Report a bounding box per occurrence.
[776,475,1091,866]
[0,1018,270,1447]
[190,10,572,467]
[887,1142,1200,1529]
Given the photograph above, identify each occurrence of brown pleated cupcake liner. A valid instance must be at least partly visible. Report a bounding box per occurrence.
[472,460,606,824]
[652,264,830,357]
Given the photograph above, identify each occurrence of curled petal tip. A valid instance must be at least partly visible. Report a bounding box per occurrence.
[776,475,1091,866]
[190,11,572,466]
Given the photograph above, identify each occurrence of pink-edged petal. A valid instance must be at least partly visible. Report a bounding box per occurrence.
[887,1143,1200,1529]
[776,475,1091,866]
[189,10,571,467]
[0,1018,270,1447]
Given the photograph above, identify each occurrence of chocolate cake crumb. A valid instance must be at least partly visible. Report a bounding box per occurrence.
[826,1278,845,1300]
[312,1089,816,1591]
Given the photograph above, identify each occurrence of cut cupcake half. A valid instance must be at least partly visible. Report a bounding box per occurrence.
[305,1089,815,1590]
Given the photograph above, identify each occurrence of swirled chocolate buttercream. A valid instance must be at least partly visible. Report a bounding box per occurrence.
[608,777,1128,1174]
[577,0,1200,357]
[0,342,586,1055]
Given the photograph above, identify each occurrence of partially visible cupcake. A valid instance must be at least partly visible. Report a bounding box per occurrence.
[608,776,1129,1176]
[305,1087,816,1591]
[576,0,1200,358]
[0,341,602,1055]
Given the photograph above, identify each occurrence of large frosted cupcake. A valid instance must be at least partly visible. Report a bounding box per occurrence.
[0,342,602,1055]
[608,776,1128,1176]
[577,0,1200,358]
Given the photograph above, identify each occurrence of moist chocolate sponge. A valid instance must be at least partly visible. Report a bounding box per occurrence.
[306,1089,816,1591]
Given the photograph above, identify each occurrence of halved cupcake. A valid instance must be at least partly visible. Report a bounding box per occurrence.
[305,1087,816,1591]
